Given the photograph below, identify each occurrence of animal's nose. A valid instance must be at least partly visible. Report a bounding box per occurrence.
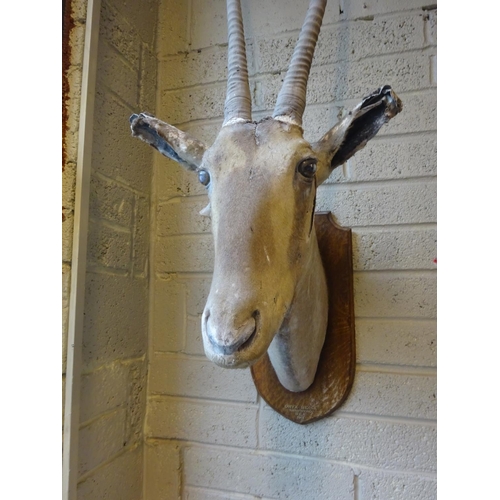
[204,311,257,355]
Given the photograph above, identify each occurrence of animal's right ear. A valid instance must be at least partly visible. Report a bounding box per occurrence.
[130,113,207,171]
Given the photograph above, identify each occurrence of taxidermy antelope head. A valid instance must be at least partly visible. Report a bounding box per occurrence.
[130,0,402,392]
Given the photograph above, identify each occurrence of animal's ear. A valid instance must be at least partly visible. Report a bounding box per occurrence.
[130,113,207,171]
[313,86,402,185]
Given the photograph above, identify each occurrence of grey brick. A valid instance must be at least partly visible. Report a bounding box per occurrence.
[111,0,158,47]
[152,277,186,352]
[184,445,354,500]
[260,409,436,472]
[99,0,141,68]
[146,398,258,447]
[87,219,131,271]
[140,42,157,112]
[352,226,437,270]
[78,408,127,476]
[82,273,148,370]
[77,446,143,500]
[343,370,436,419]
[157,197,211,237]
[185,315,206,356]
[424,8,437,46]
[359,469,437,500]
[144,440,181,500]
[97,41,139,108]
[89,175,134,227]
[317,180,437,227]
[156,234,214,274]
[80,363,129,422]
[340,0,432,19]
[157,0,190,57]
[149,353,257,403]
[356,318,436,366]
[354,272,437,318]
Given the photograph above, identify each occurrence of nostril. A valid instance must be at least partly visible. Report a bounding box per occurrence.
[205,312,257,355]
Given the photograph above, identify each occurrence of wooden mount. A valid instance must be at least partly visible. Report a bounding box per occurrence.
[251,212,356,424]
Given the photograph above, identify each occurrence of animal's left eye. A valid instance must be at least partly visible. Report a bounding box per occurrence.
[297,158,317,178]
[198,170,211,186]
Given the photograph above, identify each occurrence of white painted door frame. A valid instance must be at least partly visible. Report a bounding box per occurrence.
[62,0,101,498]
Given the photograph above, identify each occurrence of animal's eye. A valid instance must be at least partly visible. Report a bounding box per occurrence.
[297,158,317,178]
[198,170,210,186]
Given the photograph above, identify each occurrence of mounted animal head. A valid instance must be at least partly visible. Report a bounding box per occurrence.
[130,0,402,391]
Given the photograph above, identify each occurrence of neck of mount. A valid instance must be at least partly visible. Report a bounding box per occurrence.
[267,231,328,392]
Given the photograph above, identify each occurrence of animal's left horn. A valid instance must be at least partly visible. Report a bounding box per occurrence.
[273,0,327,127]
[223,0,252,126]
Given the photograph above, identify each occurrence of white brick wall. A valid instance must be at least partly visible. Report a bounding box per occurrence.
[147,1,437,499]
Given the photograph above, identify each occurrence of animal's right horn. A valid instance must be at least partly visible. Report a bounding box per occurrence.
[273,0,327,127]
[223,0,252,126]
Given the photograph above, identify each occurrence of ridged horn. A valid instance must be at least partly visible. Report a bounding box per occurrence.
[273,0,327,127]
[223,0,252,126]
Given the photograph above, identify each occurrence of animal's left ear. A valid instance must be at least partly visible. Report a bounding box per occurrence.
[130,113,207,171]
[312,86,403,185]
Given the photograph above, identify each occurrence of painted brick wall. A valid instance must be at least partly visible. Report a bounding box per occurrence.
[63,0,159,498]
[146,0,436,499]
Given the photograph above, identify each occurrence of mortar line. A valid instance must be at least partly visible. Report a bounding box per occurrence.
[356,363,436,376]
[148,393,259,407]
[148,438,437,478]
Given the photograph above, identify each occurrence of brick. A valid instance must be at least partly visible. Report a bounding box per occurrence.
[111,0,158,47]
[78,408,127,476]
[69,21,86,68]
[340,0,432,19]
[302,104,343,144]
[149,353,257,403]
[82,273,148,370]
[356,319,436,366]
[132,195,150,277]
[92,89,154,193]
[125,359,148,447]
[184,487,263,500]
[156,235,214,274]
[359,470,437,500]
[89,175,134,227]
[97,41,139,108]
[190,0,228,49]
[77,446,143,500]
[260,409,436,472]
[99,0,141,68]
[62,160,76,210]
[184,275,213,316]
[70,0,87,23]
[146,397,258,447]
[352,226,437,271]
[184,121,221,148]
[317,180,437,226]
[157,0,189,57]
[139,42,157,112]
[157,197,211,236]
[256,53,431,112]
[256,13,425,74]
[343,370,436,419]
[354,272,436,318]
[152,277,186,352]
[80,363,129,422]
[160,83,227,123]
[144,440,181,500]
[159,46,228,90]
[185,315,205,356]
[87,219,131,271]
[184,445,354,500]
[424,8,437,46]
[337,135,437,183]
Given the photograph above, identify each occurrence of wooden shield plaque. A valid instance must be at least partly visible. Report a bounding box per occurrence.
[250,212,356,424]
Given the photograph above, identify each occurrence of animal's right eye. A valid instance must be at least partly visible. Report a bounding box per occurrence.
[198,170,210,186]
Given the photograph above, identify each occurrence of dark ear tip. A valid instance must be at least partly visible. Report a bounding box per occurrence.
[129,114,139,123]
